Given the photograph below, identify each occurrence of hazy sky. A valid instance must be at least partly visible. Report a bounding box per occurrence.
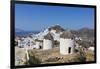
[15,4,94,31]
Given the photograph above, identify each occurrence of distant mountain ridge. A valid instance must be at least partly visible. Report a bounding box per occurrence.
[71,27,94,40]
[15,28,40,37]
[15,26,94,40]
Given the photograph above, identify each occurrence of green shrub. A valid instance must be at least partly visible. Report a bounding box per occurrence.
[28,55,41,64]
[27,51,41,65]
[73,47,86,62]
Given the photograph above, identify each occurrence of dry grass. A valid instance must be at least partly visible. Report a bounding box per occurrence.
[28,47,84,64]
[85,50,94,61]
[15,46,95,65]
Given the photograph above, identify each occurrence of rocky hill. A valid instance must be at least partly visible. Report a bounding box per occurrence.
[48,25,65,33]
[71,27,94,40]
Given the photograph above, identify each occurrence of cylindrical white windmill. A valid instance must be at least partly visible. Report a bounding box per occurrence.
[35,39,43,49]
[35,41,40,49]
[43,32,53,50]
[60,30,75,55]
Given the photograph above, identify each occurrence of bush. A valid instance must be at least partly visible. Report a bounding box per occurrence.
[26,51,41,65]
[86,51,94,61]
[73,47,86,62]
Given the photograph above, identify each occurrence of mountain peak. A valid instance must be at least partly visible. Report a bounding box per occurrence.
[48,24,65,33]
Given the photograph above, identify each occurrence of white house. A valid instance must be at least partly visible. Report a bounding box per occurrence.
[60,31,75,55]
[43,32,53,50]
[17,39,21,47]
[88,47,94,51]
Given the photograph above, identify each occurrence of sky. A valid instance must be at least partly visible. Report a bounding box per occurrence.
[15,4,94,31]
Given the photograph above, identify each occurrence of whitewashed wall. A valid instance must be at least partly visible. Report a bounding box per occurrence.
[43,39,52,50]
[17,40,21,47]
[50,30,56,34]
[35,42,40,49]
[60,38,74,55]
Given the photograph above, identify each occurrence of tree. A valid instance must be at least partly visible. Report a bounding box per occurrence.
[74,47,86,62]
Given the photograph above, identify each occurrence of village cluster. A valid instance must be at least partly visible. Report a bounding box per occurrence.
[15,25,94,55]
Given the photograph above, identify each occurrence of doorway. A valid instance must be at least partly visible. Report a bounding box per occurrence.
[68,47,71,54]
[39,45,42,49]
